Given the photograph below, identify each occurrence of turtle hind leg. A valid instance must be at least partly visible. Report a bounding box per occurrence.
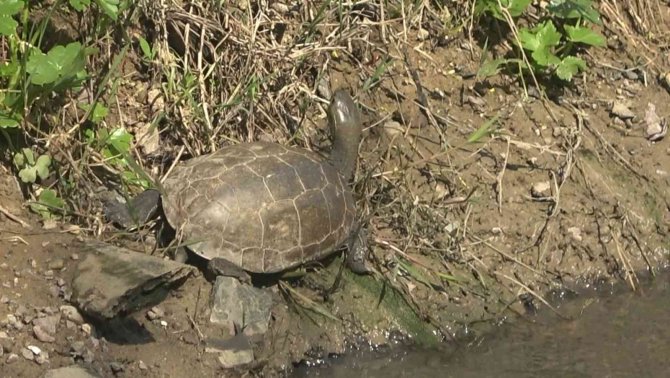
[325,226,371,297]
[345,227,371,274]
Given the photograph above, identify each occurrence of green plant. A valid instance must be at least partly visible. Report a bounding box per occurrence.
[84,126,151,187]
[475,0,605,82]
[12,148,51,183]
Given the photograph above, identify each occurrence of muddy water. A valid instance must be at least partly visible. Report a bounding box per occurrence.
[296,274,670,377]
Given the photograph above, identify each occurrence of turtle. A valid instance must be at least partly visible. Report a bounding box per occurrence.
[104,89,369,280]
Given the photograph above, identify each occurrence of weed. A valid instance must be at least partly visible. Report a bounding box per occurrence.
[475,0,605,82]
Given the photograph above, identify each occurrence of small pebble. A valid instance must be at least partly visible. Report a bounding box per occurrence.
[60,305,84,324]
[71,253,79,260]
[110,361,124,373]
[138,360,148,370]
[6,353,19,364]
[35,351,49,365]
[27,345,41,355]
[33,325,56,343]
[81,323,92,335]
[21,347,35,360]
[47,258,65,270]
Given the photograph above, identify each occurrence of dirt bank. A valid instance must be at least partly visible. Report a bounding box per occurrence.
[1,1,670,377]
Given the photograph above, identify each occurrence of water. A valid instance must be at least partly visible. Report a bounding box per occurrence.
[296,275,670,377]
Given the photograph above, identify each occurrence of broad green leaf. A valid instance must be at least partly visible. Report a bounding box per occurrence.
[0,0,24,15]
[35,155,51,180]
[505,0,532,17]
[565,25,606,46]
[69,0,90,11]
[47,42,86,77]
[535,21,561,48]
[556,56,586,81]
[518,28,541,51]
[0,115,19,128]
[108,127,132,154]
[474,0,530,20]
[79,102,109,124]
[0,60,18,77]
[26,50,60,85]
[12,151,25,168]
[19,166,37,183]
[21,148,35,165]
[30,189,65,219]
[95,0,120,21]
[0,15,18,36]
[531,48,561,67]
[547,0,602,25]
[27,42,86,85]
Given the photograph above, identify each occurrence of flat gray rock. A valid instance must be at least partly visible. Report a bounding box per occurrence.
[44,365,99,378]
[210,276,273,336]
[71,242,196,319]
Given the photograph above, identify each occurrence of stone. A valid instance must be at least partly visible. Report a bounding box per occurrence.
[22,347,35,360]
[610,101,635,120]
[33,314,61,335]
[6,353,19,364]
[206,334,255,369]
[531,181,551,198]
[60,305,85,324]
[35,351,49,365]
[109,361,124,373]
[47,258,65,270]
[44,365,100,378]
[33,325,56,343]
[71,242,196,319]
[209,276,273,336]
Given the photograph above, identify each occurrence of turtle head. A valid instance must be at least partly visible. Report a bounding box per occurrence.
[327,89,363,180]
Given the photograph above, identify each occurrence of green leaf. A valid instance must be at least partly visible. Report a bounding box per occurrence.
[68,0,90,11]
[0,0,24,15]
[477,58,507,79]
[0,115,19,128]
[137,36,153,59]
[0,15,18,36]
[565,25,606,46]
[95,0,120,21]
[79,102,109,124]
[474,0,531,20]
[547,0,602,25]
[468,115,500,143]
[505,0,532,17]
[12,151,25,168]
[531,48,561,67]
[18,166,37,183]
[30,189,65,220]
[518,27,541,51]
[535,21,562,48]
[108,127,132,154]
[26,51,59,85]
[26,42,86,85]
[21,148,35,165]
[35,154,51,180]
[556,56,586,81]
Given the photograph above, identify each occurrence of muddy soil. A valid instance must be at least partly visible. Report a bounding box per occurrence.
[2,3,670,378]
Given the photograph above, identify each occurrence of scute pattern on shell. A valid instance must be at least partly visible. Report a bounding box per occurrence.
[161,142,356,273]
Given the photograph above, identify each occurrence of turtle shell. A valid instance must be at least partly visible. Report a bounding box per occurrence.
[160,142,356,273]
